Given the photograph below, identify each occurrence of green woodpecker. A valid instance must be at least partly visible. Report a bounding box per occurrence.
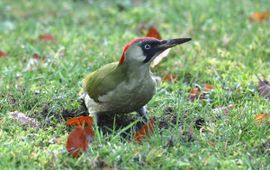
[81,37,191,121]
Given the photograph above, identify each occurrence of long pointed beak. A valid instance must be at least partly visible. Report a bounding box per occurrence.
[159,38,192,50]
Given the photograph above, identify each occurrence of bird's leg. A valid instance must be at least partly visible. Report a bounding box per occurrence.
[89,112,99,125]
[136,106,148,122]
[79,92,99,123]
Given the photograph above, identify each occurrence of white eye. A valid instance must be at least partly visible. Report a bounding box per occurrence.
[144,44,151,49]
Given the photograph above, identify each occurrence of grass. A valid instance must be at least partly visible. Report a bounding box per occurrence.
[0,0,270,169]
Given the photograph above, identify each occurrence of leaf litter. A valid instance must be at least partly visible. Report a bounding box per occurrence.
[9,111,39,128]
[66,116,95,157]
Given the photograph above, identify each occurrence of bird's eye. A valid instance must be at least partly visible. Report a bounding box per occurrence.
[144,44,151,50]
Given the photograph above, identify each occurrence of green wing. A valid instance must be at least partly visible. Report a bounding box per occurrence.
[83,62,124,102]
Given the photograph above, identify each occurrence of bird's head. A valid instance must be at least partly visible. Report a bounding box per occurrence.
[118,37,191,66]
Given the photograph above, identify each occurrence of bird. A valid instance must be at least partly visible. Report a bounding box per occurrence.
[80,37,191,122]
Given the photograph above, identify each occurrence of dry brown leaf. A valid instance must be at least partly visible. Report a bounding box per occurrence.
[258,79,270,100]
[163,74,176,82]
[0,50,7,58]
[134,118,155,143]
[255,113,270,125]
[66,115,95,158]
[38,33,55,42]
[146,26,161,39]
[249,11,269,21]
[204,84,214,92]
[189,86,202,101]
[66,126,94,158]
[9,111,39,128]
[189,84,215,101]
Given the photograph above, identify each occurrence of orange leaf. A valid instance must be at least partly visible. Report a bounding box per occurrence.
[66,116,94,127]
[84,127,95,143]
[146,26,161,40]
[163,74,176,82]
[189,86,201,101]
[249,11,269,21]
[0,50,6,58]
[204,84,214,92]
[134,118,155,143]
[38,33,55,42]
[79,116,94,127]
[66,117,81,126]
[66,126,94,157]
[256,113,270,125]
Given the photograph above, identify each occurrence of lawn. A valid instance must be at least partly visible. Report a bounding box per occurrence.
[0,0,269,169]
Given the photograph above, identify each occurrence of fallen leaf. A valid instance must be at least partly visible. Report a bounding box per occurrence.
[146,26,161,39]
[83,127,95,143]
[249,11,269,21]
[9,111,39,128]
[256,113,270,125]
[0,50,7,58]
[66,127,87,157]
[146,26,161,40]
[212,104,234,115]
[66,116,94,127]
[204,84,214,92]
[134,118,155,143]
[189,86,202,101]
[163,74,176,82]
[189,84,215,101]
[66,126,94,158]
[38,33,55,42]
[258,79,270,100]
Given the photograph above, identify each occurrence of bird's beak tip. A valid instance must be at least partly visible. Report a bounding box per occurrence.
[159,37,192,49]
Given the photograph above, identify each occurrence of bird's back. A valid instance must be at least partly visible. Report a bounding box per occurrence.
[83,62,124,103]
